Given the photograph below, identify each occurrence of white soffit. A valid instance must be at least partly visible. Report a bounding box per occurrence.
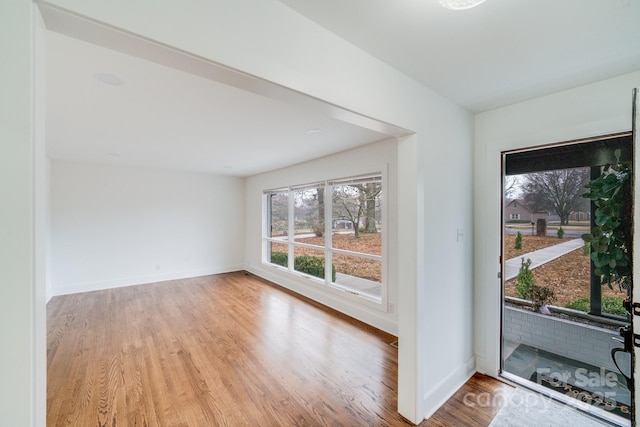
[41,5,410,177]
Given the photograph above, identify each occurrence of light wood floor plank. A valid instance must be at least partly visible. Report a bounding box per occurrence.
[47,271,511,426]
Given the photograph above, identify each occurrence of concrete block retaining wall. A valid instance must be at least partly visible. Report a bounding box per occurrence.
[504,306,630,373]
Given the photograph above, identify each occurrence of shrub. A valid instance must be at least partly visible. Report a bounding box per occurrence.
[271,220,288,235]
[514,257,555,311]
[515,258,535,299]
[527,284,556,311]
[271,252,337,281]
[294,255,337,282]
[270,251,288,267]
[582,241,590,256]
[557,226,565,239]
[312,222,324,237]
[565,297,627,316]
[514,232,522,250]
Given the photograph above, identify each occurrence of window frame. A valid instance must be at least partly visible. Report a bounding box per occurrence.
[262,172,387,311]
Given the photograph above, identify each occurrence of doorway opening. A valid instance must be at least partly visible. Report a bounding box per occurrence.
[500,133,633,425]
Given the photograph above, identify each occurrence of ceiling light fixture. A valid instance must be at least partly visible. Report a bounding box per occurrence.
[439,0,487,10]
[94,73,124,85]
[307,129,322,135]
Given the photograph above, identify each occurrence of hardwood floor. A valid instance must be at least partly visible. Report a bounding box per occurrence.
[47,271,512,426]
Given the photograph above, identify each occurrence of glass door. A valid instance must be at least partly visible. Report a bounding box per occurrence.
[501,135,633,425]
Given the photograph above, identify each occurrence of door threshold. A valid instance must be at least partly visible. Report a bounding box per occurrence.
[500,371,630,427]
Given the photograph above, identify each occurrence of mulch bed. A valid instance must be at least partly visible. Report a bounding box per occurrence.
[276,232,627,307]
[504,234,626,308]
[273,233,382,282]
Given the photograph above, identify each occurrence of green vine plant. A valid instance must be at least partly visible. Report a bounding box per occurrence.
[581,149,632,290]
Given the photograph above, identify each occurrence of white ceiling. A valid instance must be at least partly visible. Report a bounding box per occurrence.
[46,31,396,177]
[280,0,640,112]
[44,1,640,177]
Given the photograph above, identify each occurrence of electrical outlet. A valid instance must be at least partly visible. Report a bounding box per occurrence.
[156,264,161,270]
[389,303,395,313]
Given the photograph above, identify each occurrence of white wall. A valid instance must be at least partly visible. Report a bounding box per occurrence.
[245,139,398,334]
[474,71,640,377]
[0,1,42,426]
[418,99,475,417]
[50,161,245,295]
[40,0,475,422]
[34,8,48,425]
[44,160,53,302]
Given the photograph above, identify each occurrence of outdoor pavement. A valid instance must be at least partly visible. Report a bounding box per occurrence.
[335,273,380,299]
[504,238,585,281]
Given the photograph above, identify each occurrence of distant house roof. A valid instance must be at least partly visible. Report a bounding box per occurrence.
[505,199,548,220]
[505,199,530,212]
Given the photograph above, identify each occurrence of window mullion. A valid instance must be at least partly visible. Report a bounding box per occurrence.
[287,189,295,271]
[264,194,270,263]
[325,183,333,284]
[331,248,381,261]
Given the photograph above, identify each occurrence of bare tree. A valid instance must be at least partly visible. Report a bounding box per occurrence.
[332,183,382,237]
[361,183,382,233]
[316,186,324,232]
[333,185,365,238]
[293,187,325,236]
[268,192,288,236]
[504,175,520,199]
[521,168,590,225]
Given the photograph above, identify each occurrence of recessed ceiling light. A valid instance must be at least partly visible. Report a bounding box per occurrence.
[94,73,124,85]
[307,129,322,135]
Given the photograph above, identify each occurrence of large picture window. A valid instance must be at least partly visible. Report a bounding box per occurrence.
[264,173,384,305]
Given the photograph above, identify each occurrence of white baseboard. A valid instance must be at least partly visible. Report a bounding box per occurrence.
[51,264,245,296]
[423,355,476,419]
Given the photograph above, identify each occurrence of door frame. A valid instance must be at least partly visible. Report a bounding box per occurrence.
[499,133,634,425]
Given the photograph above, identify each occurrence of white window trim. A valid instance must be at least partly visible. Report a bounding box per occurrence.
[262,171,387,311]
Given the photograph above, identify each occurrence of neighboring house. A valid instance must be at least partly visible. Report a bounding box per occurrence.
[569,211,591,222]
[504,199,530,221]
[504,199,548,223]
[333,219,354,229]
[539,212,590,223]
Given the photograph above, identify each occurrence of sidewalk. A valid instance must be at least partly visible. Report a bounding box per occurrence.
[504,238,585,281]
